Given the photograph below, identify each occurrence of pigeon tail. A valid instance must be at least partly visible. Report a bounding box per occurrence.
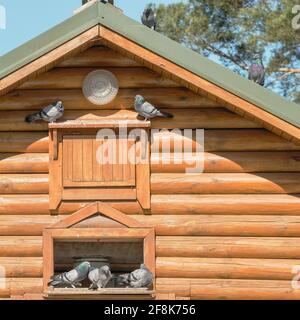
[158,110,173,118]
[25,112,43,123]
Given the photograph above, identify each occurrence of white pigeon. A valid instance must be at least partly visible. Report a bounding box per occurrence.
[88,265,112,290]
[25,101,64,123]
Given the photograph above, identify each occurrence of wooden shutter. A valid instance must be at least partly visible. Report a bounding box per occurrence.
[62,135,136,187]
[49,121,151,211]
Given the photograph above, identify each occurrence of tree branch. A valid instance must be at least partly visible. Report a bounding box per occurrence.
[189,35,248,71]
[279,68,300,73]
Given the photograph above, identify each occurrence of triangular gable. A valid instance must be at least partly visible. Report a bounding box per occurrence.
[48,202,145,229]
[0,2,299,143]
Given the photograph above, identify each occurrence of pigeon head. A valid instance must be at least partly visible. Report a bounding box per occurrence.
[102,265,111,275]
[77,261,91,273]
[140,263,147,269]
[135,95,145,105]
[56,101,64,111]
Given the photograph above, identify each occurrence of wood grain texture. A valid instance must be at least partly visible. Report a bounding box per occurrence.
[0,88,220,110]
[1,151,300,174]
[0,108,261,131]
[0,278,43,298]
[151,151,300,173]
[151,173,300,194]
[0,174,48,194]
[0,236,42,257]
[58,46,142,67]
[0,133,48,153]
[156,236,300,259]
[2,129,299,154]
[156,278,300,300]
[18,67,179,90]
[1,194,300,215]
[0,153,49,173]
[151,194,300,215]
[2,214,300,237]
[152,129,300,152]
[156,257,300,280]
[136,215,300,236]
[0,257,43,277]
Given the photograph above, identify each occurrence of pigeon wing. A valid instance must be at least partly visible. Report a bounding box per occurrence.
[42,104,59,119]
[140,102,158,116]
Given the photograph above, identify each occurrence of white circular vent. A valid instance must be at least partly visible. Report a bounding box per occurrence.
[82,70,119,105]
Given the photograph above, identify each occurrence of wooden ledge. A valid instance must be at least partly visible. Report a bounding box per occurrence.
[49,120,151,129]
[44,288,155,297]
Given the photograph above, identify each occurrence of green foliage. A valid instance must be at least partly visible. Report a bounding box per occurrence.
[152,0,300,102]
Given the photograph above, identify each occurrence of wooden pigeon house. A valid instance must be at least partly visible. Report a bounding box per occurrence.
[1,2,300,299]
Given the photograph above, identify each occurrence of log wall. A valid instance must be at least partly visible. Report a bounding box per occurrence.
[0,45,300,300]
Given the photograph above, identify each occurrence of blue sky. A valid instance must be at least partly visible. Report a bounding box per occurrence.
[0,0,183,56]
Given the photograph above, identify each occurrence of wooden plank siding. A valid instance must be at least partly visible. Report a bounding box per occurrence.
[0,45,300,300]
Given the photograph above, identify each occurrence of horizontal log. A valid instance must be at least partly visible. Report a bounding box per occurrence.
[0,108,261,131]
[0,257,42,278]
[134,215,300,237]
[156,278,300,300]
[0,236,42,256]
[1,255,297,281]
[2,129,298,154]
[156,257,300,280]
[0,195,142,215]
[151,151,300,173]
[0,153,49,173]
[58,46,142,67]
[0,215,59,236]
[0,88,219,110]
[0,133,48,153]
[2,214,300,237]
[151,194,300,215]
[0,278,43,298]
[0,195,50,215]
[1,194,300,216]
[151,173,300,194]
[1,151,299,174]
[156,236,300,259]
[152,129,300,152]
[19,68,179,89]
[0,174,48,194]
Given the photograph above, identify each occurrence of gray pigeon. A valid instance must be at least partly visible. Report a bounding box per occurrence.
[48,261,91,288]
[248,57,265,86]
[82,0,113,4]
[88,265,112,290]
[25,101,64,123]
[115,264,153,288]
[141,5,157,30]
[134,95,173,121]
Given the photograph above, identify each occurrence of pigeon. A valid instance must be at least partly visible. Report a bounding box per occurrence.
[248,57,265,86]
[82,0,113,4]
[141,5,157,30]
[115,264,153,288]
[88,265,112,290]
[134,95,173,121]
[25,101,64,123]
[48,261,91,288]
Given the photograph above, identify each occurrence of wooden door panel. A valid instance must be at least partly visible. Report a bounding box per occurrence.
[63,135,136,187]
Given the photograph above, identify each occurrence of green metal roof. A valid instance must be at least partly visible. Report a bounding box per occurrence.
[0,2,299,128]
